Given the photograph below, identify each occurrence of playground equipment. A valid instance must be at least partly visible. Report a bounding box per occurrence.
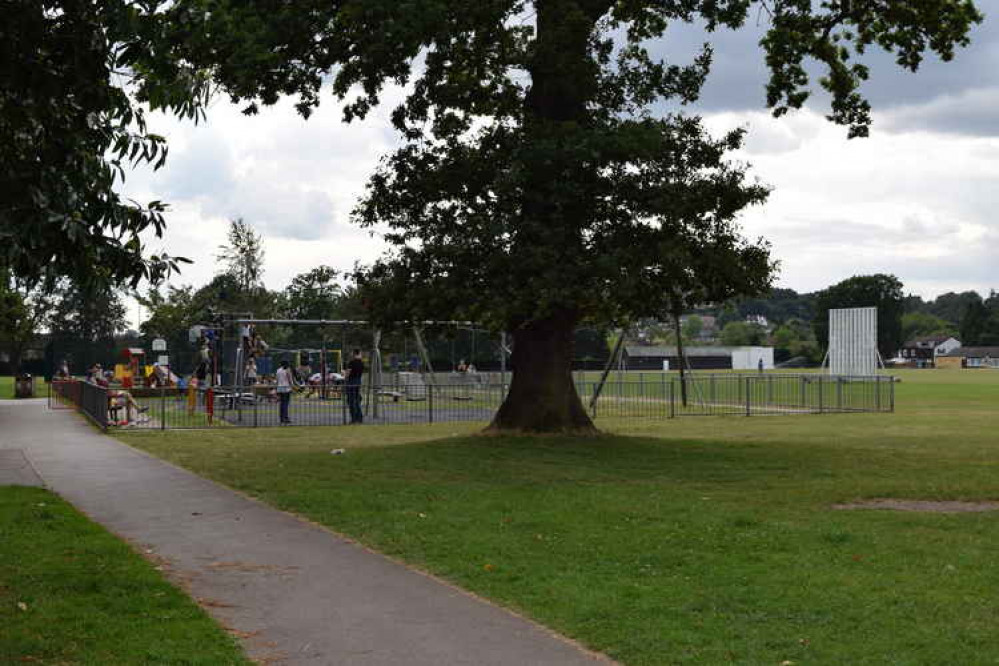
[118,348,145,388]
[229,319,508,418]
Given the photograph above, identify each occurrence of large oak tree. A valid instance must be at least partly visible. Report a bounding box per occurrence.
[158,0,979,432]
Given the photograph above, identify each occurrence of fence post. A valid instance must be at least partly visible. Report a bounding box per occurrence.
[428,385,434,423]
[160,387,166,430]
[837,378,843,411]
[875,376,881,411]
[890,377,895,413]
[669,377,675,418]
[800,375,806,409]
[661,373,667,417]
[745,376,751,416]
[818,377,824,414]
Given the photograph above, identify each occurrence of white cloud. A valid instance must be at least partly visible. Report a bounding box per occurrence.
[124,94,402,313]
[704,108,999,297]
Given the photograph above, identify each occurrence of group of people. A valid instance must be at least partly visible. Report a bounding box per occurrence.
[274,349,365,425]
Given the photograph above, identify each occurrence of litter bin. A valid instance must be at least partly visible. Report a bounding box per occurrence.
[15,374,35,399]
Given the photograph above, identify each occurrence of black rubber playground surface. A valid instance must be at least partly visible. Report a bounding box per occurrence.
[125,388,506,429]
[214,396,500,427]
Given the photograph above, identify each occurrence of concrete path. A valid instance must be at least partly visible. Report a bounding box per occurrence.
[0,400,612,665]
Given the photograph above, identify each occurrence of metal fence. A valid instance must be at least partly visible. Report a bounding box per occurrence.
[48,373,893,431]
[49,379,108,429]
[581,373,894,419]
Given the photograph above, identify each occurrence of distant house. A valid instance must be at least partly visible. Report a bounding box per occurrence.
[899,335,961,368]
[623,346,774,371]
[745,314,770,329]
[937,346,999,369]
[678,314,719,343]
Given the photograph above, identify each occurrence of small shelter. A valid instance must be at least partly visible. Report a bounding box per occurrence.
[937,346,999,369]
[622,346,774,371]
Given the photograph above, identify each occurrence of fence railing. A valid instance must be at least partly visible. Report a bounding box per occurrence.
[48,379,80,410]
[578,373,894,419]
[47,373,893,430]
[77,382,508,430]
[49,379,108,429]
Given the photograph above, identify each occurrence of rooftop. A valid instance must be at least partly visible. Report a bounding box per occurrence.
[624,345,767,358]
[938,346,999,358]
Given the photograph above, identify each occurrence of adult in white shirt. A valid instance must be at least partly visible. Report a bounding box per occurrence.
[275,360,296,424]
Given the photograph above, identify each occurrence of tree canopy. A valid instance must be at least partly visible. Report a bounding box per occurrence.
[0,1,208,287]
[813,274,906,358]
[216,218,266,295]
[130,0,983,430]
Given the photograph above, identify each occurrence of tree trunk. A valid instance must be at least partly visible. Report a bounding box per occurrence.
[485,2,603,434]
[489,315,597,434]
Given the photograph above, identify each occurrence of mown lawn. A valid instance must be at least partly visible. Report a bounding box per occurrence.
[0,376,48,400]
[0,486,250,665]
[117,369,999,665]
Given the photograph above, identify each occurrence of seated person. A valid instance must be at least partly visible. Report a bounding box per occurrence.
[107,387,148,424]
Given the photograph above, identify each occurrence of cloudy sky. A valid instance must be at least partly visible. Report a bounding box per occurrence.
[123,10,998,326]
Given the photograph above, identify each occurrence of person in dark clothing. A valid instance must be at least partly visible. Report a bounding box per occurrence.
[345,349,364,424]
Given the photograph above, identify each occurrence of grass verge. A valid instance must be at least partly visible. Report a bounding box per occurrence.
[116,369,999,665]
[0,376,48,400]
[0,486,250,665]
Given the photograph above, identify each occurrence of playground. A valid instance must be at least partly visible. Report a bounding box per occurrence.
[48,370,893,430]
[46,309,895,430]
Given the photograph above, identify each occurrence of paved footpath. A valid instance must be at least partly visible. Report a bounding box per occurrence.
[0,400,613,665]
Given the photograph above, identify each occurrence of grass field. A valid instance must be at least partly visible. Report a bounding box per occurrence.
[0,486,250,665]
[0,376,49,400]
[116,369,999,665]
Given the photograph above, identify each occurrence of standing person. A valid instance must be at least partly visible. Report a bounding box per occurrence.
[244,357,258,388]
[276,359,296,425]
[345,349,364,424]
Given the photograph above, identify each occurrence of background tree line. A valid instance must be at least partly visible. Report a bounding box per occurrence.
[6,230,998,376]
[636,274,999,366]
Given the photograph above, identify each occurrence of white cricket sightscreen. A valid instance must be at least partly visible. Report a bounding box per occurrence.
[828,307,878,376]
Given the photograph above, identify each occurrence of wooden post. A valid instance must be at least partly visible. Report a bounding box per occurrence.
[590,329,627,411]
